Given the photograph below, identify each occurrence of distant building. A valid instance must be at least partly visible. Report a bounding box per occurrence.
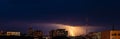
[33,30,43,37]
[28,26,33,36]
[86,32,101,39]
[49,30,56,38]
[86,30,120,39]
[101,30,120,39]
[27,26,44,39]
[49,29,68,39]
[74,36,86,39]
[6,32,20,36]
[0,30,4,36]
[55,29,68,36]
[43,35,50,39]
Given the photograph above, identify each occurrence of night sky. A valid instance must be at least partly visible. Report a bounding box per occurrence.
[0,0,120,34]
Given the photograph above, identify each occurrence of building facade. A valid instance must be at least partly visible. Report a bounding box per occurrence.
[28,26,33,36]
[49,29,68,39]
[33,30,43,37]
[87,30,120,39]
[0,30,4,36]
[101,30,120,39]
[6,32,20,36]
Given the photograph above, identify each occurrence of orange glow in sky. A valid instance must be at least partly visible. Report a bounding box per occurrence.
[34,23,101,36]
[66,26,85,36]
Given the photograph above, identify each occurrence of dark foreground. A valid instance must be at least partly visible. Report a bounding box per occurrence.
[0,36,35,39]
[0,36,87,39]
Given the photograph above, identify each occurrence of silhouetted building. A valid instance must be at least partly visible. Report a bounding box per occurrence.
[49,29,68,39]
[49,30,56,38]
[86,32,101,39]
[75,36,86,39]
[27,26,44,39]
[28,26,33,36]
[56,29,68,36]
[33,30,43,39]
[0,30,4,36]
[33,30,43,37]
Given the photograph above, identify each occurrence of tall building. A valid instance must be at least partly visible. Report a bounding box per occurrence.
[49,30,56,38]
[49,29,68,38]
[55,29,68,36]
[28,26,33,36]
[27,26,44,39]
[33,30,43,37]
[33,30,43,39]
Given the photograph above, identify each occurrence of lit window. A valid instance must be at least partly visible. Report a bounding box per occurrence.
[118,33,120,36]
[112,33,117,36]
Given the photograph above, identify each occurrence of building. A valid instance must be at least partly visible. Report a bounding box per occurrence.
[49,29,68,39]
[32,30,43,39]
[49,29,68,37]
[86,32,101,39]
[86,30,120,39]
[0,30,4,36]
[43,35,50,39]
[27,26,44,39]
[55,29,68,36]
[6,32,20,36]
[94,32,101,39]
[74,36,86,39]
[101,30,120,39]
[33,30,43,37]
[28,26,33,36]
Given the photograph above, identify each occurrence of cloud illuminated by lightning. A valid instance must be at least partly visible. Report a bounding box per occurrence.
[49,24,86,36]
[32,23,103,36]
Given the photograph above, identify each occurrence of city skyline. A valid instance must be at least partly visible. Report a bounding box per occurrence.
[0,0,120,36]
